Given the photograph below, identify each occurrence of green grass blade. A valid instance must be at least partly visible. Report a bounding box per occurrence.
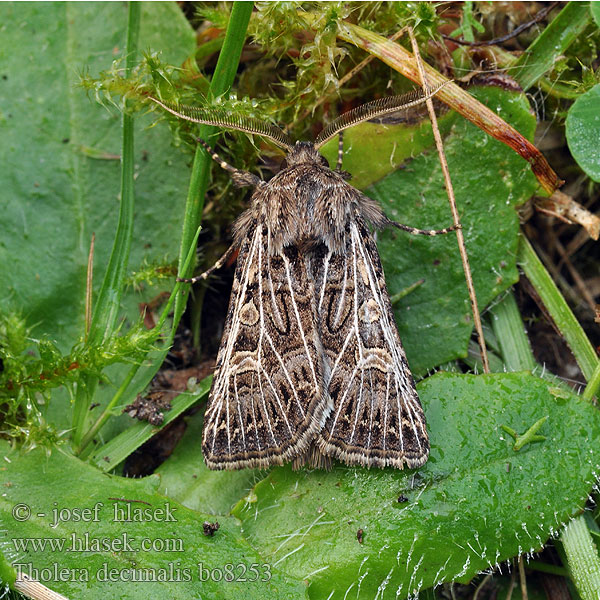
[517,234,599,381]
[512,2,591,91]
[562,515,600,600]
[76,226,203,456]
[173,1,254,327]
[72,2,141,447]
[77,3,253,454]
[88,2,140,346]
[489,291,536,372]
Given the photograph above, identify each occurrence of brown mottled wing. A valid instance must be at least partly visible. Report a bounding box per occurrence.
[315,217,429,469]
[203,223,330,469]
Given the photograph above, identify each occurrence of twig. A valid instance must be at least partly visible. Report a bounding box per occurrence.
[444,2,559,47]
[506,566,516,600]
[518,556,529,600]
[408,28,490,373]
[533,190,600,240]
[473,573,492,600]
[554,238,596,311]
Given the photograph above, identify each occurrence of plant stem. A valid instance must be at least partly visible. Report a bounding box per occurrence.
[322,16,561,193]
[408,28,490,373]
[583,362,600,403]
[76,2,253,454]
[512,1,591,91]
[72,2,140,448]
[173,1,253,329]
[75,227,202,456]
[517,234,599,382]
[525,561,569,577]
[561,515,600,600]
[489,292,536,372]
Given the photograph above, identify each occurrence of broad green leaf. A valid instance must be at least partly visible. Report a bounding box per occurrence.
[370,86,538,374]
[319,107,458,190]
[233,372,600,599]
[592,1,600,27]
[0,1,194,352]
[0,2,196,438]
[156,407,263,515]
[0,442,307,599]
[566,83,600,182]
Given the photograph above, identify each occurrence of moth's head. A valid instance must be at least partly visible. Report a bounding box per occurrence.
[280,141,329,170]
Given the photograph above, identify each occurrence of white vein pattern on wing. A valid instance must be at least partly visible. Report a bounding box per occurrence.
[348,229,371,445]
[260,333,294,436]
[395,366,420,449]
[234,376,246,450]
[327,234,364,439]
[367,368,375,449]
[383,371,390,451]
[263,225,306,425]
[250,370,261,451]
[327,324,354,384]
[348,368,366,444]
[266,247,286,331]
[317,250,332,312]
[208,226,260,454]
[257,234,279,446]
[264,331,305,422]
[283,254,319,391]
[326,365,359,440]
[352,222,422,451]
[256,359,278,445]
[263,227,301,429]
[404,392,427,438]
[394,371,405,453]
[332,255,348,329]
[226,376,231,455]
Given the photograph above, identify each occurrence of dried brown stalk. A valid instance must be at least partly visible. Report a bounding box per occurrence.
[408,28,490,374]
[533,191,600,241]
[322,18,563,194]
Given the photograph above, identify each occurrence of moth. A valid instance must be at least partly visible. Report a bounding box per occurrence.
[151,84,453,471]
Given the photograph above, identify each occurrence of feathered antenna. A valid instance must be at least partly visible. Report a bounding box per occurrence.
[148,96,294,152]
[314,81,450,149]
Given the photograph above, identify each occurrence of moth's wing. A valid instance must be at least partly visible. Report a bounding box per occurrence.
[203,224,330,469]
[315,217,429,469]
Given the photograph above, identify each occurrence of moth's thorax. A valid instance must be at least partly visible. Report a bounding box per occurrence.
[232,141,387,256]
[257,149,354,254]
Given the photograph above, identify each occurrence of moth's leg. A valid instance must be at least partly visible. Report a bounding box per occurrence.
[196,137,262,188]
[387,218,459,236]
[177,244,236,284]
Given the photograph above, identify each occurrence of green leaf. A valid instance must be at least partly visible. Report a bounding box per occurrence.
[512,2,591,91]
[518,235,599,381]
[562,515,600,600]
[156,408,263,515]
[369,86,538,374]
[233,372,600,599]
[0,2,195,352]
[592,2,600,27]
[319,108,458,190]
[90,376,211,472]
[566,83,600,182]
[0,442,307,599]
